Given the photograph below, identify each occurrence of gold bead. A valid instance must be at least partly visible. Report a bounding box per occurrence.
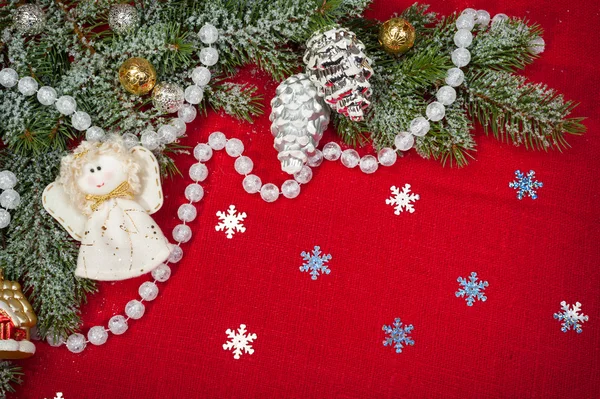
[118,57,157,96]
[378,18,416,55]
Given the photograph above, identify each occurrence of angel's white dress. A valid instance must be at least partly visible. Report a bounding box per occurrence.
[76,197,170,281]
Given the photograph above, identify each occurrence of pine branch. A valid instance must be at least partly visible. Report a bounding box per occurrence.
[0,151,97,341]
[310,0,373,32]
[464,70,586,150]
[333,113,370,147]
[0,361,22,399]
[54,0,96,54]
[389,45,451,90]
[415,98,475,166]
[400,3,437,31]
[158,22,196,77]
[469,19,543,72]
[208,82,264,123]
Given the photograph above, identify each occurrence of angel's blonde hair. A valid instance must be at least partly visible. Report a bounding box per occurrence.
[58,135,141,213]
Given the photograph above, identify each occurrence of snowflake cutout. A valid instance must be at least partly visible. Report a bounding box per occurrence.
[509,170,543,200]
[382,318,414,353]
[456,272,488,306]
[222,324,257,359]
[554,301,589,333]
[386,184,420,214]
[44,393,63,399]
[300,246,332,280]
[215,205,247,239]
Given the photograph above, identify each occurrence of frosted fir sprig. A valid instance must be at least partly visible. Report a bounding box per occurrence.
[0,361,22,397]
[335,5,585,166]
[0,151,97,341]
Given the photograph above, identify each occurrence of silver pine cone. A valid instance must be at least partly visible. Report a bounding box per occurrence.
[303,27,374,122]
[270,73,330,175]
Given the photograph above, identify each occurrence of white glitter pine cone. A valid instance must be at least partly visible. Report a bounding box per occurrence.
[270,73,330,175]
[303,27,373,122]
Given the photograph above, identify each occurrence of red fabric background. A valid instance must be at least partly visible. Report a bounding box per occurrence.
[14,0,600,398]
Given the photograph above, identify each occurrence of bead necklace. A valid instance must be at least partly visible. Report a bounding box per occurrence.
[1,23,222,351]
[0,9,531,350]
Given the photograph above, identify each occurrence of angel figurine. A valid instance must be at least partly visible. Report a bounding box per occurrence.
[43,135,171,281]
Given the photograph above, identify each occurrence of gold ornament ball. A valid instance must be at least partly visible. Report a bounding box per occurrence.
[118,57,157,95]
[378,18,416,55]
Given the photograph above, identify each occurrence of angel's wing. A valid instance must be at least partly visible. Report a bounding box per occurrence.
[131,146,163,214]
[43,182,87,241]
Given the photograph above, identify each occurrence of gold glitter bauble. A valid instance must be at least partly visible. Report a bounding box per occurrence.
[378,18,416,55]
[118,57,157,95]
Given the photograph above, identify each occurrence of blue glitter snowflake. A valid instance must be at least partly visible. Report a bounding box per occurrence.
[382,318,414,353]
[509,170,543,200]
[456,272,488,306]
[300,246,331,280]
[554,301,589,333]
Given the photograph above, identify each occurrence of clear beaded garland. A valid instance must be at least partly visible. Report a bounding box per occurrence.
[125,300,145,320]
[0,170,19,229]
[198,23,219,44]
[0,22,220,153]
[37,86,57,105]
[18,77,38,96]
[87,326,108,346]
[65,333,86,353]
[0,23,223,354]
[108,315,128,335]
[0,68,18,88]
[390,7,507,156]
[29,12,538,353]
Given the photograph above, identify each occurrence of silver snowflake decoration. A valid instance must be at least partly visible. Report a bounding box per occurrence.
[223,324,257,359]
[382,318,414,353]
[554,301,589,333]
[456,272,488,306]
[509,170,543,200]
[300,246,332,280]
[386,184,420,214]
[215,205,247,239]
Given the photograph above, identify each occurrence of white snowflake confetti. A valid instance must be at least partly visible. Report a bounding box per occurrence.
[215,204,247,239]
[222,324,257,359]
[385,184,420,214]
[554,301,589,333]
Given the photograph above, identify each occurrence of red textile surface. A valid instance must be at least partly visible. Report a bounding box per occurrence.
[15,0,600,398]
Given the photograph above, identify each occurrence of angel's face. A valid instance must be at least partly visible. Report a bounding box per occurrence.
[77,155,128,195]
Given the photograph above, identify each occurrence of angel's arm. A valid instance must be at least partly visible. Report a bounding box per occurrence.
[43,182,87,241]
[131,146,163,214]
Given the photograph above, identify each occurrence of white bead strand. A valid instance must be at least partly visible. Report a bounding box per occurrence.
[391,8,495,156]
[57,126,206,352]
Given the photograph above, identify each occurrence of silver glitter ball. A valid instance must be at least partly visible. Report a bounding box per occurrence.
[13,4,46,35]
[108,4,139,35]
[152,82,185,114]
